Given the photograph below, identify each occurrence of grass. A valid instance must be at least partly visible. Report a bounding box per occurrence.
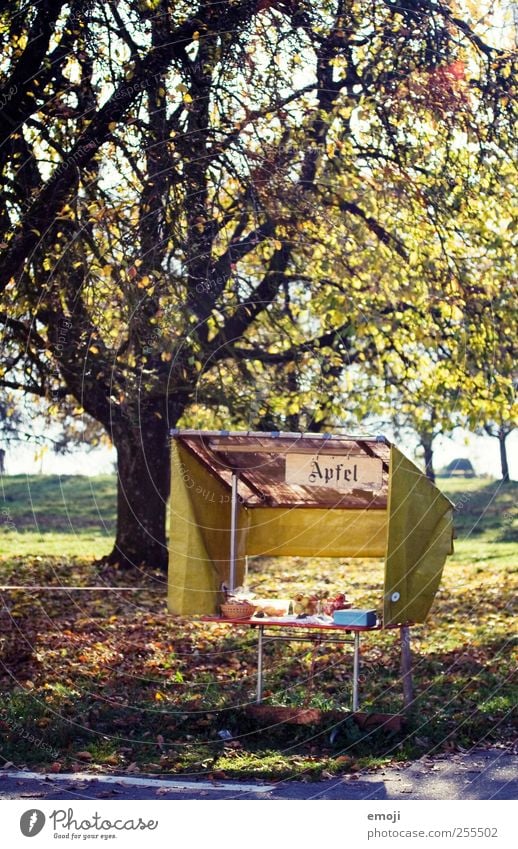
[0,474,115,558]
[0,473,516,780]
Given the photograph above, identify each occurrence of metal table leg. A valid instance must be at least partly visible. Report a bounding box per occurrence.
[352,631,360,711]
[256,625,264,704]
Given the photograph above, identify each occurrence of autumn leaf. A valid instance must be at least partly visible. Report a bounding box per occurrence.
[75,751,93,762]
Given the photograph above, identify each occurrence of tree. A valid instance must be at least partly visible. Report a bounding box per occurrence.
[0,390,23,472]
[0,1,515,567]
[483,421,515,482]
[451,192,517,482]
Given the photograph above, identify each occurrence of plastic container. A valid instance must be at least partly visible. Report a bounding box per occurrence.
[333,608,377,627]
[253,598,291,617]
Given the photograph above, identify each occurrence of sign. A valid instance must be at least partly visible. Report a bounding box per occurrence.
[285,453,383,491]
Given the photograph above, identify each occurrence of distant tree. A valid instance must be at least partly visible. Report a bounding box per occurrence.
[461,277,516,483]
[482,420,515,483]
[0,391,23,469]
[443,458,475,478]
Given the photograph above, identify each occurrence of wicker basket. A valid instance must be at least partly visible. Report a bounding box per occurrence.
[220,600,256,620]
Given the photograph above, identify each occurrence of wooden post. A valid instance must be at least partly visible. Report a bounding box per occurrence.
[352,631,360,711]
[400,625,414,710]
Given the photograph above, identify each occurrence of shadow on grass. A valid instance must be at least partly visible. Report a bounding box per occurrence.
[445,480,517,540]
[1,475,116,533]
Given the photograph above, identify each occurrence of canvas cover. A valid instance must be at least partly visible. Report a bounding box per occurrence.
[168,441,247,615]
[167,432,454,624]
[383,447,454,625]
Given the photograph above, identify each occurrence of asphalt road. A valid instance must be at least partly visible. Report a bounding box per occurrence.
[0,748,516,800]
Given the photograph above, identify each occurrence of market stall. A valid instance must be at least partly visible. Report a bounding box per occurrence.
[167,430,454,710]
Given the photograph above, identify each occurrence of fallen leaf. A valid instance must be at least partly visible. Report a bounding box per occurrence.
[75,751,93,762]
[321,770,335,779]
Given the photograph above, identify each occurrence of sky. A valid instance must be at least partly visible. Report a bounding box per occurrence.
[2,425,516,480]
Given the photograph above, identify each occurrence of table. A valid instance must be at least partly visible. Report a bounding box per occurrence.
[203,617,414,712]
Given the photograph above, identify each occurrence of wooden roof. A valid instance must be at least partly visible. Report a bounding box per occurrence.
[171,430,391,510]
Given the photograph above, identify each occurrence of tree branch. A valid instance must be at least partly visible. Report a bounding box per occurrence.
[0,0,259,292]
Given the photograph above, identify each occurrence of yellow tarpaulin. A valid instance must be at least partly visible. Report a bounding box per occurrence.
[384,447,454,625]
[245,507,387,558]
[168,442,246,615]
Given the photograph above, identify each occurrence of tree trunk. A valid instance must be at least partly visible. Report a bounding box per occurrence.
[499,430,510,483]
[107,415,171,570]
[421,434,435,483]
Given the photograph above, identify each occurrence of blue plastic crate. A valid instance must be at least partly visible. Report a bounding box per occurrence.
[333,609,377,627]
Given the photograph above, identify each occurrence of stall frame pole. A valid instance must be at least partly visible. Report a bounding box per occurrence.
[229,471,239,592]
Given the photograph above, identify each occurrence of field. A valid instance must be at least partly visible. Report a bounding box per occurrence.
[1,473,516,780]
